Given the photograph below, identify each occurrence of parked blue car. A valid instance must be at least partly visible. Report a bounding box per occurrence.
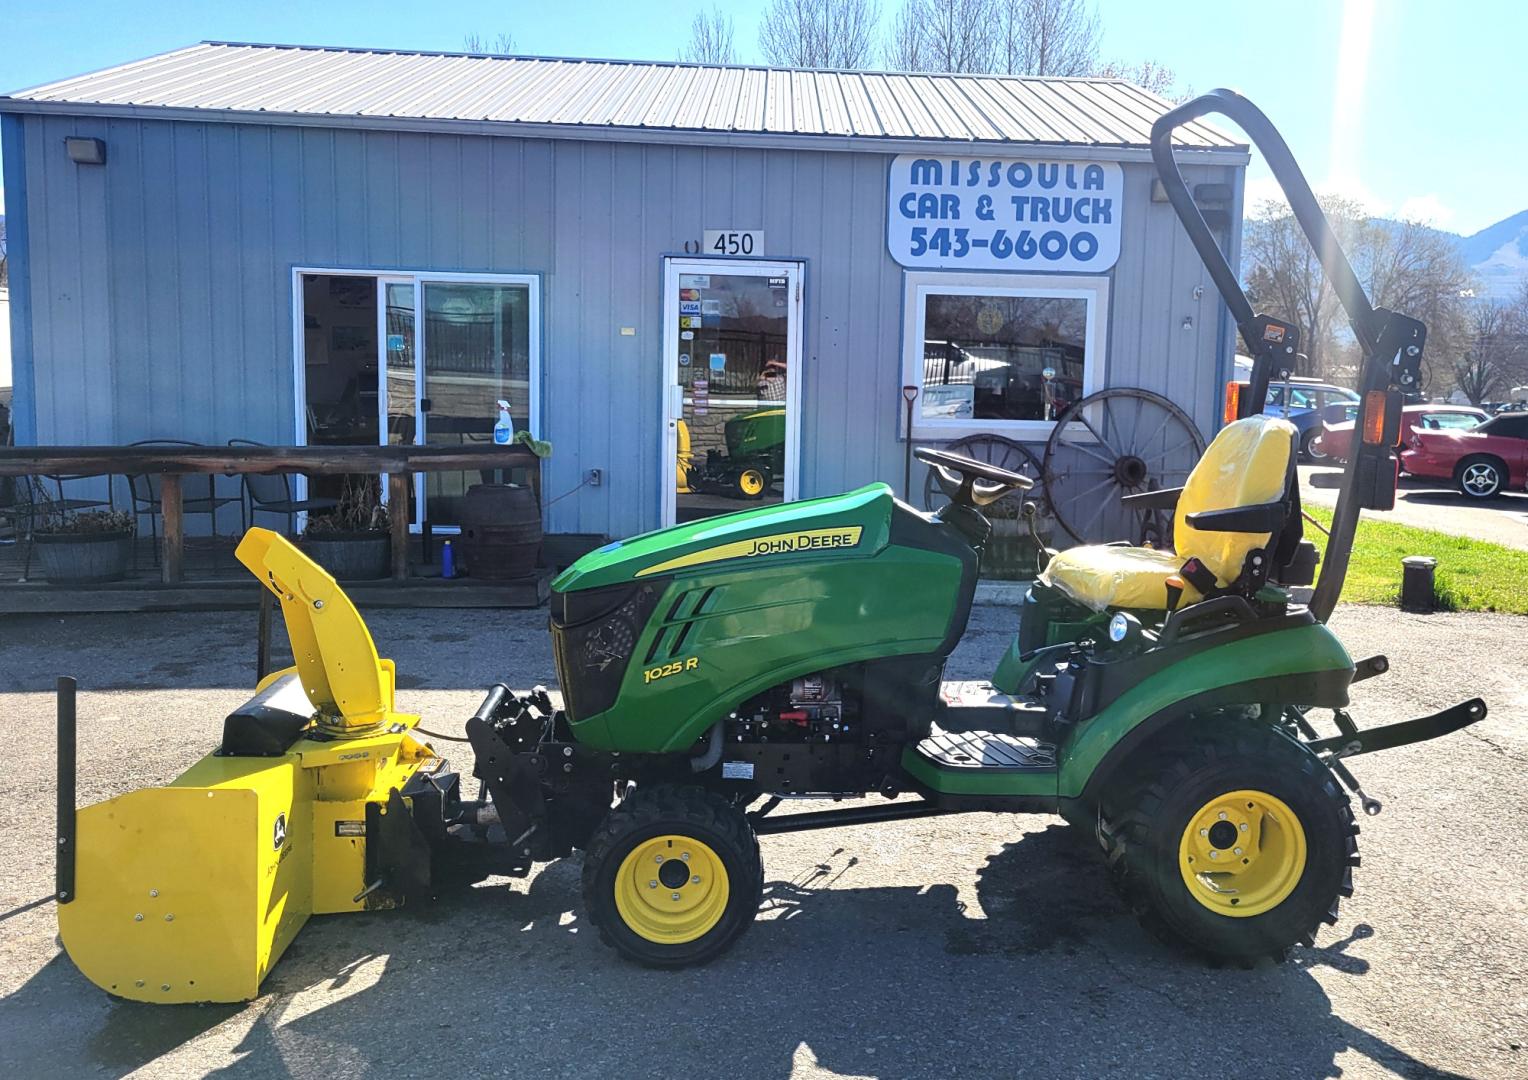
[1263,380,1361,460]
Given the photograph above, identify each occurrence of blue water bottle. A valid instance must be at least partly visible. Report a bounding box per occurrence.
[441,539,456,579]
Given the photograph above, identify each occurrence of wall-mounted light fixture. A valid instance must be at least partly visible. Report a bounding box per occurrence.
[64,137,106,165]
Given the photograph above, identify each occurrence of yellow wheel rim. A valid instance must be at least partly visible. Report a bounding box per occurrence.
[739,470,765,496]
[1178,789,1307,917]
[613,835,730,945]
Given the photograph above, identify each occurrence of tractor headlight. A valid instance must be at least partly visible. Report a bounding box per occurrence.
[1108,612,1140,645]
[550,579,667,723]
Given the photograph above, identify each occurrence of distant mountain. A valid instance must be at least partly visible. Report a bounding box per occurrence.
[1362,210,1527,301]
[1459,209,1528,299]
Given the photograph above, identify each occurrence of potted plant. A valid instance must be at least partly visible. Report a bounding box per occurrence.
[34,509,137,584]
[299,476,391,580]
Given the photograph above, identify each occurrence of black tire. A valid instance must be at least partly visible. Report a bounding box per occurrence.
[1455,455,1506,500]
[1100,722,1358,963]
[582,785,763,968]
[1301,428,1328,462]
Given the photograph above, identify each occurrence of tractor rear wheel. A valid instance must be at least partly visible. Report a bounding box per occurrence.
[1100,722,1358,963]
[582,785,763,967]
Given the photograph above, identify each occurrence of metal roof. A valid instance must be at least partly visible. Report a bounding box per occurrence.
[2,42,1245,155]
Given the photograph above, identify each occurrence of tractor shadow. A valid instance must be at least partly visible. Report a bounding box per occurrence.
[0,822,1472,1079]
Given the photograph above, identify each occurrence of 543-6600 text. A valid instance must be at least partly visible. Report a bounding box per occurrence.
[908,226,1099,263]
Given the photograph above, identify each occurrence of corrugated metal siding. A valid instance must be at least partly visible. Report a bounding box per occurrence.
[6,42,1242,151]
[14,111,1236,537]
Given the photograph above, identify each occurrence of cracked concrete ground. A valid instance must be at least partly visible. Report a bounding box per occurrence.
[1,603,1524,1079]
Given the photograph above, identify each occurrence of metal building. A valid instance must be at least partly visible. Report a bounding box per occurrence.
[1,42,1248,544]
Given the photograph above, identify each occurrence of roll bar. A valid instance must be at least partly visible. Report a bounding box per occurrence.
[1150,90,1425,623]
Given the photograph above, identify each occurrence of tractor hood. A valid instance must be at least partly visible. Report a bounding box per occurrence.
[552,484,896,592]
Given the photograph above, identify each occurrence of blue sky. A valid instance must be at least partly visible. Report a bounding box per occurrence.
[2,0,1523,235]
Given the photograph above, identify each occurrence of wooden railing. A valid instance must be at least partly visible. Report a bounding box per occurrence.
[0,445,541,584]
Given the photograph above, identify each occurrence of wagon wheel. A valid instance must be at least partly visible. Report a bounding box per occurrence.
[1042,388,1205,545]
[921,434,1044,528]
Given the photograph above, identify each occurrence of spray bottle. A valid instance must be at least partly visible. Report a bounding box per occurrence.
[493,400,515,445]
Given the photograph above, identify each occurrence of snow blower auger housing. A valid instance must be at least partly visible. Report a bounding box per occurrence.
[53,528,485,1004]
[56,91,1493,1004]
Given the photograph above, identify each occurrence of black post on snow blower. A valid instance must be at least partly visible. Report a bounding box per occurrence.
[256,586,273,682]
[56,676,76,905]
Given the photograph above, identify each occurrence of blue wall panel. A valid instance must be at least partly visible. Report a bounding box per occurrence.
[13,112,1239,539]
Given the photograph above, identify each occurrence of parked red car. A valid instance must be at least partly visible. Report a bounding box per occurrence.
[1401,412,1528,498]
[1314,404,1487,463]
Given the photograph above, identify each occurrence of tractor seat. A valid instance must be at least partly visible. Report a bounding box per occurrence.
[1039,415,1299,611]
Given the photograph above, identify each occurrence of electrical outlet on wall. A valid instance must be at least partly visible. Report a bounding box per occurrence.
[587,469,603,487]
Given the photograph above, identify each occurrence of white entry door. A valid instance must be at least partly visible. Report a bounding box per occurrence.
[661,258,804,527]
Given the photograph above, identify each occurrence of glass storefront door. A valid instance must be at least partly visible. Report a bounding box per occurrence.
[298,270,540,534]
[663,259,803,526]
[417,279,536,527]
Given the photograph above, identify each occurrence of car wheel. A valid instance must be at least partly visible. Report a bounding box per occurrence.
[1301,430,1329,462]
[1456,456,1505,499]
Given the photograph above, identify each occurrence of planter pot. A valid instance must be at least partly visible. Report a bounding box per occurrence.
[300,531,390,580]
[34,530,134,584]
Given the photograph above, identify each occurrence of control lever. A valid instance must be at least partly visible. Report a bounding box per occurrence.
[1163,574,1185,612]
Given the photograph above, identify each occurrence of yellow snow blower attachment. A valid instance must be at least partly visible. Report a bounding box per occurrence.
[56,529,442,1004]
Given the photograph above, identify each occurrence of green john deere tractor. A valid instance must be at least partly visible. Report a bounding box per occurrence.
[686,405,786,500]
[54,91,1492,1004]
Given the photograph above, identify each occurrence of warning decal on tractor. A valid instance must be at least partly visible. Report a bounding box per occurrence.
[637,527,863,577]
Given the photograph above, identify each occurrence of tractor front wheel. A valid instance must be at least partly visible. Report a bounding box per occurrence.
[1101,722,1358,963]
[736,467,770,499]
[582,785,763,967]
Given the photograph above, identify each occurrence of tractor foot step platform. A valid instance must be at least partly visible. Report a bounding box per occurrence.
[936,681,1051,736]
[903,729,1058,803]
[915,729,1056,771]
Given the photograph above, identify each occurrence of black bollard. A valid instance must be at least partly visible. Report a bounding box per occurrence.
[1399,555,1437,612]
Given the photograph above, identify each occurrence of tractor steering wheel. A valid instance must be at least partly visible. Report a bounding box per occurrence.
[915,447,1035,508]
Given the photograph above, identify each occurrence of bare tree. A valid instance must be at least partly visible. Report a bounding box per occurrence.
[1454,282,1528,403]
[884,0,1174,89]
[1244,196,1358,378]
[915,0,1000,73]
[760,0,880,68]
[1359,218,1474,392]
[1094,58,1191,101]
[883,0,929,69]
[1455,301,1513,404]
[681,7,738,65]
[462,32,517,55]
[1243,196,1475,384]
[997,0,1098,75]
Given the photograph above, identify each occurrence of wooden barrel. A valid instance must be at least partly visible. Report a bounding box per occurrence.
[460,483,543,580]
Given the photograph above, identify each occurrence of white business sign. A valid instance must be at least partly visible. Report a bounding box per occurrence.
[887,156,1122,272]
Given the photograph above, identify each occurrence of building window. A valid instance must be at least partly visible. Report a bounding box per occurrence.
[901,272,1107,439]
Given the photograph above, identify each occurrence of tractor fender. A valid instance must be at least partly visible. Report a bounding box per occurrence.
[1057,623,1352,801]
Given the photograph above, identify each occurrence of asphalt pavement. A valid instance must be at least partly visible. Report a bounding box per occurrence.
[1300,463,1528,549]
[1,604,1525,1079]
